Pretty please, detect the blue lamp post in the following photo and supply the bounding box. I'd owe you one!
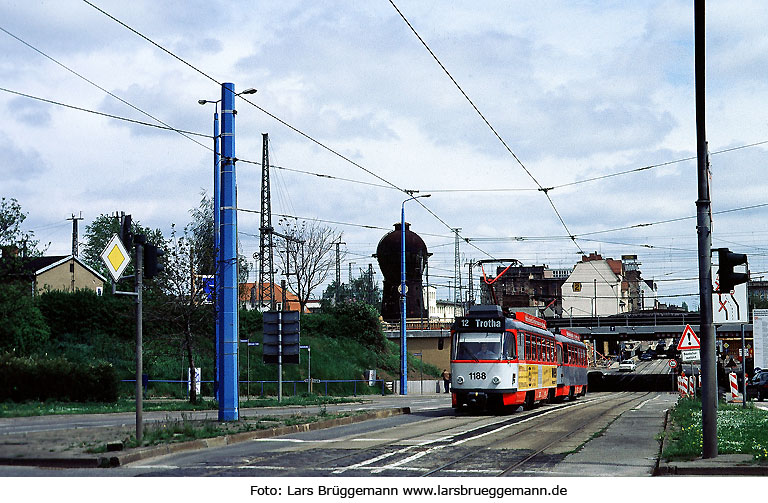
[400,193,429,395]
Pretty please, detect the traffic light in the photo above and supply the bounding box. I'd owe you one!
[120,214,132,250]
[143,242,165,279]
[716,248,748,293]
[262,311,301,365]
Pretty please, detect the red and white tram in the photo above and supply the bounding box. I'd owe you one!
[451,305,588,411]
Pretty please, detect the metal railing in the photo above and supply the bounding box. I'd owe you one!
[121,378,394,398]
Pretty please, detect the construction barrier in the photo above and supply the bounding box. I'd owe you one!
[679,373,688,397]
[729,372,739,401]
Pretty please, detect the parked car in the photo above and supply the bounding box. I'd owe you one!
[619,359,636,372]
[747,372,768,401]
[639,352,653,362]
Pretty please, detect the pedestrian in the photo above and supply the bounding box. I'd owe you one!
[441,369,451,393]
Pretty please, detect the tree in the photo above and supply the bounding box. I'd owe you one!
[148,224,213,403]
[321,271,381,312]
[81,214,164,287]
[0,197,45,278]
[275,218,339,313]
[189,192,248,283]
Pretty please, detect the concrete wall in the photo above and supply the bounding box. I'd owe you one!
[387,330,452,372]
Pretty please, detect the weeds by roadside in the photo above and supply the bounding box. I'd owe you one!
[0,394,361,418]
[85,409,361,452]
[662,397,768,461]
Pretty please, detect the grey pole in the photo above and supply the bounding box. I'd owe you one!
[694,0,717,458]
[741,324,747,408]
[135,241,143,445]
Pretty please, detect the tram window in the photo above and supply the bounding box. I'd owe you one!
[525,335,531,360]
[503,332,516,359]
[455,333,502,360]
[556,345,563,364]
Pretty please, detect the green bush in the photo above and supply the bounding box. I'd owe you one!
[0,283,50,355]
[0,353,118,402]
[303,301,387,351]
[36,289,134,344]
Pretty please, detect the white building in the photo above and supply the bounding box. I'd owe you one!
[562,253,628,318]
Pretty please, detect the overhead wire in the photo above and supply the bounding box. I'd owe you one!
[0,24,212,150]
[0,87,211,139]
[387,0,624,300]
[81,0,497,266]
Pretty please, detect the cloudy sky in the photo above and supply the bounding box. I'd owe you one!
[2,0,767,309]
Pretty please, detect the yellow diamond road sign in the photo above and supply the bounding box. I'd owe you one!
[100,234,131,281]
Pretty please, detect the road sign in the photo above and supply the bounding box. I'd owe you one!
[668,360,678,368]
[677,325,701,350]
[100,233,131,281]
[677,325,701,362]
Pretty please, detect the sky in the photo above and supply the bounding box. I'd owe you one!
[2,0,768,310]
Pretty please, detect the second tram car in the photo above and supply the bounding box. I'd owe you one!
[451,305,588,411]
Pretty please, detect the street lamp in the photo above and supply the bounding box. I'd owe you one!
[199,97,222,402]
[400,193,430,395]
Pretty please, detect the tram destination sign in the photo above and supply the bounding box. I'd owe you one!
[456,316,505,332]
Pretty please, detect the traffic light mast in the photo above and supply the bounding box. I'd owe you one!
[715,248,749,293]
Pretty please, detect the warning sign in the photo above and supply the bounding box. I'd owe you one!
[677,325,701,362]
[677,325,701,350]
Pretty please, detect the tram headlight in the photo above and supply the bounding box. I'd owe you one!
[491,376,501,385]
[456,376,465,385]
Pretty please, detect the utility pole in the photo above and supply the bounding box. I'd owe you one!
[67,212,83,257]
[368,263,374,305]
[218,82,238,421]
[134,236,144,444]
[454,229,462,317]
[334,240,345,303]
[259,133,276,311]
[466,258,475,306]
[694,0,717,458]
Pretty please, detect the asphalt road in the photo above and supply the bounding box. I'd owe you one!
[0,391,674,477]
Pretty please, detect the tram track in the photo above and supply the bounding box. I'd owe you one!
[421,392,653,477]
[190,391,657,477]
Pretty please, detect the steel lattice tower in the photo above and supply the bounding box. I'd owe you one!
[258,133,275,310]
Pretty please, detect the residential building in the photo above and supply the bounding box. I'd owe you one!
[23,255,106,295]
[239,282,309,313]
[562,253,627,318]
[479,264,570,316]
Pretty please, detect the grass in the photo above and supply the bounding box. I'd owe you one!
[0,394,361,418]
[662,396,768,461]
[87,407,359,451]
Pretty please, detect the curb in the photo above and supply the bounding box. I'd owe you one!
[0,407,410,469]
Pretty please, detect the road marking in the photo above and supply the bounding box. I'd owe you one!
[632,394,660,410]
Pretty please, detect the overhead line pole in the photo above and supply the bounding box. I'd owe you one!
[694,0,717,458]
[218,83,239,421]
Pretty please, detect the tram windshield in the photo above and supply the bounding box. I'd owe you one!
[455,332,514,361]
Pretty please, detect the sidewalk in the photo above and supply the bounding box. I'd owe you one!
[0,401,411,468]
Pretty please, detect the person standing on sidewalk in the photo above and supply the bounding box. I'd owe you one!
[441,369,451,393]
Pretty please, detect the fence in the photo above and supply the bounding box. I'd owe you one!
[121,378,394,398]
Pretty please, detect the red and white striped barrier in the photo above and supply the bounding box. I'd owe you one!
[688,375,695,397]
[679,374,688,397]
[729,372,739,401]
